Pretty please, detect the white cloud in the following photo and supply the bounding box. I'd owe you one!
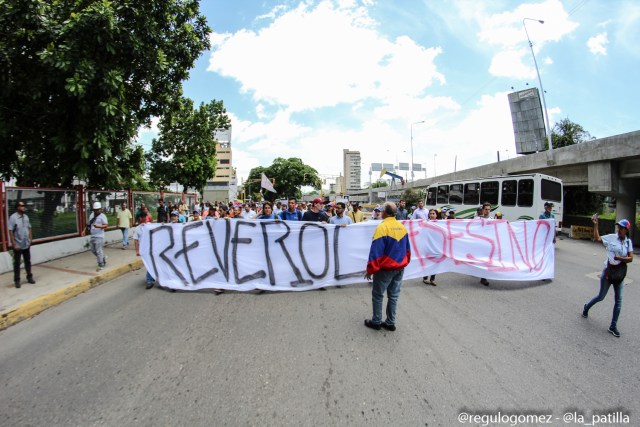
[207,1,445,112]
[474,0,579,79]
[587,32,608,56]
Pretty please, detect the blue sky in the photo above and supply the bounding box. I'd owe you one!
[138,0,640,188]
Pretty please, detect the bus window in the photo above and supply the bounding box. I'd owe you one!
[541,179,562,202]
[518,179,534,207]
[480,181,499,205]
[449,184,463,204]
[437,185,449,204]
[501,180,517,206]
[463,182,479,205]
[426,187,436,205]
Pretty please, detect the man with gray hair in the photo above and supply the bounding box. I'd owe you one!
[364,201,411,331]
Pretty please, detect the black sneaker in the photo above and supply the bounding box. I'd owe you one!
[27,278,36,284]
[381,323,396,332]
[608,326,620,338]
[582,304,588,318]
[480,278,490,286]
[15,282,21,289]
[364,319,381,330]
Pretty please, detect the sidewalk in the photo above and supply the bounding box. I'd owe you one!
[0,242,143,331]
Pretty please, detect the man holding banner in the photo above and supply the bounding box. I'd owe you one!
[364,202,411,332]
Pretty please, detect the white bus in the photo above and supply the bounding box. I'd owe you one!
[425,173,562,225]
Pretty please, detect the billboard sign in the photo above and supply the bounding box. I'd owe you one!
[508,88,546,154]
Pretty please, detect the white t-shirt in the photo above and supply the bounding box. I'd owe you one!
[601,234,633,267]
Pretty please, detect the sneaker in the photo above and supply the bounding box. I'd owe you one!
[429,280,437,286]
[608,326,620,338]
[582,304,588,318]
[318,287,327,291]
[480,278,490,286]
[364,319,381,330]
[122,246,127,250]
[27,278,36,284]
[381,323,396,332]
[145,282,154,289]
[97,265,104,271]
[14,282,21,289]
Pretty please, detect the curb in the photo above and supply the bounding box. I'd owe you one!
[0,259,143,331]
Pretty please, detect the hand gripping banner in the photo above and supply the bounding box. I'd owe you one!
[139,218,555,292]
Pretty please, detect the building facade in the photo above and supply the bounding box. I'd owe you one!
[342,149,361,193]
[202,127,237,203]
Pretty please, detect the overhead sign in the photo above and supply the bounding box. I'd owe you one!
[371,163,382,171]
[398,162,409,171]
[508,88,546,154]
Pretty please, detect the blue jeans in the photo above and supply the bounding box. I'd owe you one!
[121,227,129,247]
[146,271,154,284]
[371,269,404,326]
[585,268,624,327]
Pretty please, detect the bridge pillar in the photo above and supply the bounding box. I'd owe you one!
[588,161,638,244]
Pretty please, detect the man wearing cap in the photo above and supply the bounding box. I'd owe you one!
[447,209,456,219]
[582,217,634,337]
[9,200,35,288]
[364,201,411,332]
[539,202,557,244]
[302,198,329,223]
[88,202,109,271]
[540,202,555,220]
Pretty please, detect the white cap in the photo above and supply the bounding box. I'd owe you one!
[92,202,102,210]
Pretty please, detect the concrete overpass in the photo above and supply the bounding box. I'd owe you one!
[349,130,640,239]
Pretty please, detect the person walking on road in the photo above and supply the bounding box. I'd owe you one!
[8,200,35,288]
[117,202,133,249]
[134,216,156,289]
[582,217,634,337]
[87,202,109,271]
[364,201,411,332]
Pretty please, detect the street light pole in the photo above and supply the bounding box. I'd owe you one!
[523,18,553,153]
[411,120,425,186]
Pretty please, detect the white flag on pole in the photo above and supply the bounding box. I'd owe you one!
[261,173,276,193]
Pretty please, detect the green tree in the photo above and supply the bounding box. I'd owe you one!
[147,98,230,194]
[372,181,389,188]
[247,158,320,202]
[547,118,595,149]
[0,0,210,189]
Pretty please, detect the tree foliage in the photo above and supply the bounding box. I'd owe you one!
[0,0,210,188]
[247,158,321,202]
[147,98,230,194]
[548,118,595,149]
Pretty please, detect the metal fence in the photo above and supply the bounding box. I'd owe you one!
[1,181,197,252]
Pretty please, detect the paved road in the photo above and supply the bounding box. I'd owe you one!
[1,237,638,426]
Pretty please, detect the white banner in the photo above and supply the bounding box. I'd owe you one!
[139,219,555,291]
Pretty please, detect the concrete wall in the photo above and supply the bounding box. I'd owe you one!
[0,230,125,275]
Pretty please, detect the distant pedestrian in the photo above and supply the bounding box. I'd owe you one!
[412,200,429,220]
[134,216,155,289]
[117,202,133,249]
[476,202,492,286]
[88,202,109,271]
[329,202,352,226]
[302,198,328,222]
[364,201,411,332]
[582,217,634,338]
[423,209,438,286]
[157,199,169,223]
[347,204,365,223]
[8,200,35,288]
[280,197,303,221]
[256,202,277,219]
[396,199,409,220]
